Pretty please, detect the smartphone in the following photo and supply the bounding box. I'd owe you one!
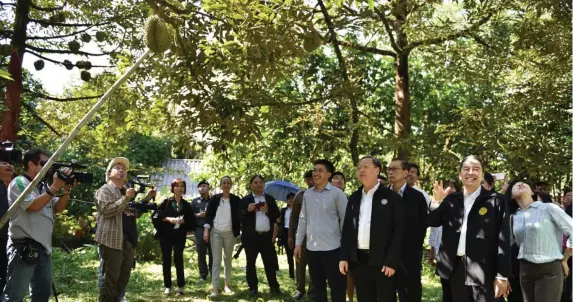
[492,172,506,181]
[255,202,266,210]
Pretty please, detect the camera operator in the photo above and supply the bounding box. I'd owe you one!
[96,178,156,302]
[94,157,136,302]
[0,158,14,292]
[3,148,74,301]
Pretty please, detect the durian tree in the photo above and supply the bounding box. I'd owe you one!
[0,0,150,141]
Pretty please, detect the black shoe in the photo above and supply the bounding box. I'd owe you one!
[270,287,282,296]
[249,289,258,298]
[294,292,304,300]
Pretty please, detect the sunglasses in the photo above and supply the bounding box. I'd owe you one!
[39,160,48,167]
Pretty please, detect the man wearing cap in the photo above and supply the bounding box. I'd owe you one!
[95,157,136,302]
[191,180,213,281]
[3,148,74,301]
[288,170,315,301]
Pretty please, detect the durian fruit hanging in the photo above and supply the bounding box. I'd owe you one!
[303,28,322,53]
[80,70,91,82]
[145,15,173,53]
[34,60,45,71]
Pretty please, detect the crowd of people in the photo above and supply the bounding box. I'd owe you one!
[0,148,571,302]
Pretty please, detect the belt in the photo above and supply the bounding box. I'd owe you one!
[457,255,467,262]
[256,231,269,235]
[358,249,370,254]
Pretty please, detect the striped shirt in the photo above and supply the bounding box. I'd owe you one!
[295,183,347,251]
[94,183,129,250]
[513,201,573,263]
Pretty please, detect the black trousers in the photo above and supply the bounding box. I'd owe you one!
[243,231,280,291]
[195,227,212,280]
[159,234,186,288]
[520,259,563,302]
[282,229,294,278]
[442,257,495,302]
[307,247,346,302]
[352,250,396,302]
[396,251,422,302]
[0,235,7,292]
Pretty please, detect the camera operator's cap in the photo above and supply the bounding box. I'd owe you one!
[198,180,209,187]
[105,157,129,181]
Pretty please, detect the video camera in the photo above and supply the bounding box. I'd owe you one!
[49,162,94,185]
[126,175,157,213]
[0,141,22,164]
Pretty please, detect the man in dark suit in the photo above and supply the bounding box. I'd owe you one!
[239,174,281,298]
[428,155,511,302]
[388,159,428,302]
[279,192,296,279]
[340,156,404,302]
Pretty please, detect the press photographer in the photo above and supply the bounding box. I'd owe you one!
[94,157,156,302]
[4,148,76,301]
[97,174,156,302]
[0,142,18,292]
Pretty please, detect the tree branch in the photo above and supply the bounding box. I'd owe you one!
[27,23,103,40]
[244,95,331,108]
[26,50,114,68]
[374,7,401,52]
[404,13,493,52]
[29,1,66,12]
[20,102,62,136]
[24,90,103,102]
[318,0,348,80]
[0,1,16,8]
[29,18,106,28]
[26,44,111,56]
[338,40,396,57]
[357,110,398,137]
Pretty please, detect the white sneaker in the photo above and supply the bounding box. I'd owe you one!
[177,287,184,295]
[210,290,218,297]
[164,287,171,295]
[120,298,128,302]
[224,286,233,294]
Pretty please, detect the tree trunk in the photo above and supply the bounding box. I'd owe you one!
[394,52,411,159]
[0,0,30,141]
[392,0,411,160]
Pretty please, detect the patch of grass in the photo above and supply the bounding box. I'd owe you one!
[51,244,442,301]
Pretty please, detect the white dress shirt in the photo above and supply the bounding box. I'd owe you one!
[389,182,407,197]
[358,182,381,249]
[412,185,431,207]
[457,186,482,256]
[253,193,271,232]
[214,197,233,232]
[284,207,291,228]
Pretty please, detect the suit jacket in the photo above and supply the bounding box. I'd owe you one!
[340,184,404,270]
[288,189,305,242]
[427,188,511,287]
[400,186,428,262]
[239,193,280,239]
[154,197,195,236]
[204,193,242,238]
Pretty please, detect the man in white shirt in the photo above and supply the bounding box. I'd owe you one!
[406,163,431,206]
[339,156,404,301]
[239,175,281,298]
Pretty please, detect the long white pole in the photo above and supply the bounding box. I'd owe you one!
[0,49,152,230]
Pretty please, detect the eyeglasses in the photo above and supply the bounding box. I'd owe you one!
[387,167,402,172]
[39,160,47,167]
